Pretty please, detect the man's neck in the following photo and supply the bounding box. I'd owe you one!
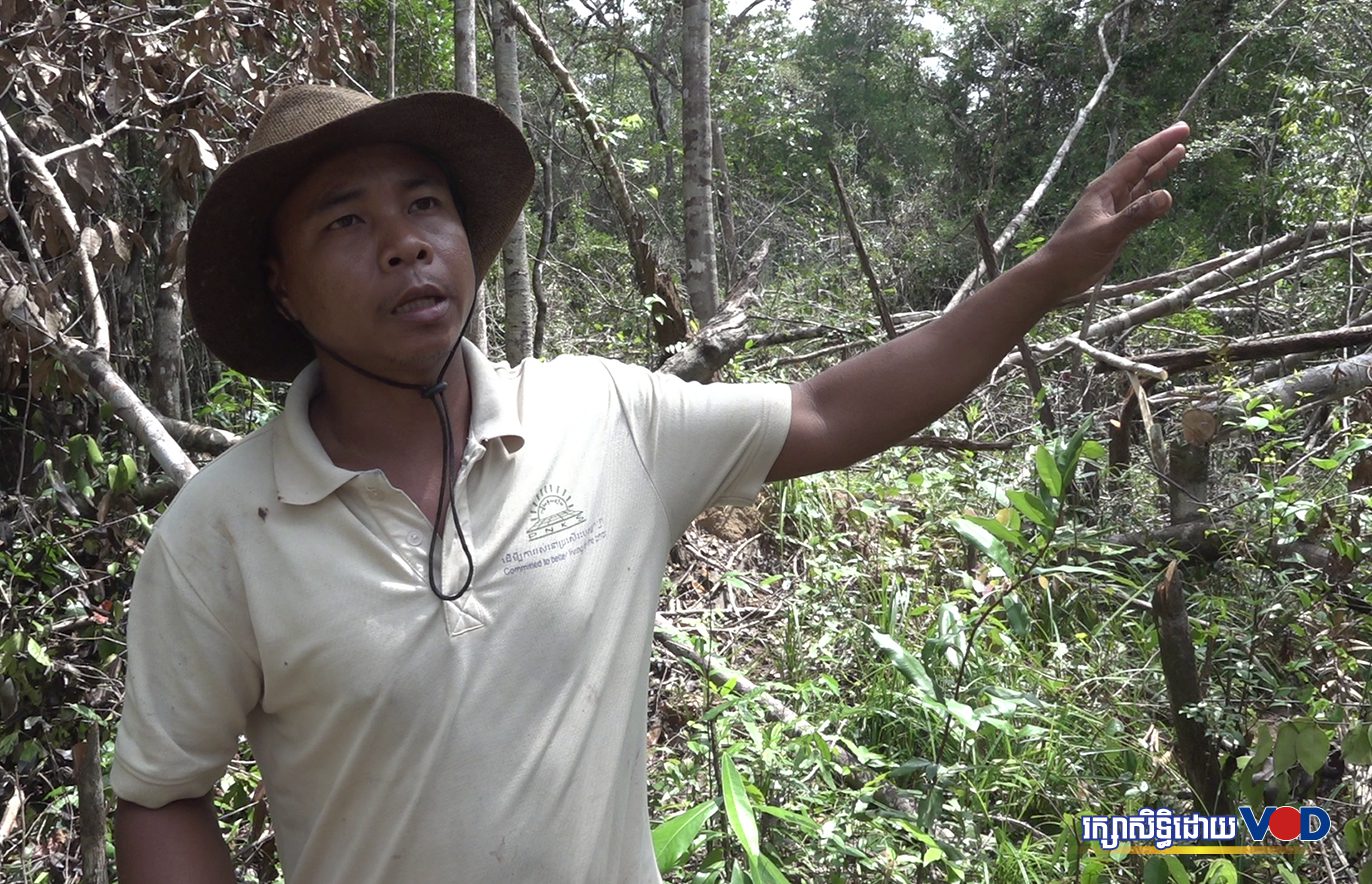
[308,351,474,474]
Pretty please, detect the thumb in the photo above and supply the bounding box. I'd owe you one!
[1116,189,1173,236]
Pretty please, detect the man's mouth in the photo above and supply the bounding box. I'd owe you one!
[393,295,444,315]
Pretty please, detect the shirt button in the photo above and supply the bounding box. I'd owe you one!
[407,531,423,546]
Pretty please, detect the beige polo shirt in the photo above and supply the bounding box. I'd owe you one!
[111,341,791,883]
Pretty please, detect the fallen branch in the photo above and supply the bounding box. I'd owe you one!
[157,415,242,454]
[1185,351,1372,444]
[3,284,197,486]
[1065,335,1168,379]
[1058,249,1248,308]
[746,325,837,349]
[659,242,770,382]
[1078,216,1372,343]
[1137,326,1372,374]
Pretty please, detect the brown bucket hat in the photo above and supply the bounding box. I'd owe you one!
[186,84,535,382]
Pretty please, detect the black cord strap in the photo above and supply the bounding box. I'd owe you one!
[292,311,476,601]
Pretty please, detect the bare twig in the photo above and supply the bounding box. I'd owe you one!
[827,158,897,340]
[946,1,1130,309]
[37,119,130,166]
[1178,0,1297,122]
[1064,335,1169,380]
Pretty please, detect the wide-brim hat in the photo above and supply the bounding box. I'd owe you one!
[186,85,535,381]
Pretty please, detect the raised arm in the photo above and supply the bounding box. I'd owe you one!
[768,122,1190,482]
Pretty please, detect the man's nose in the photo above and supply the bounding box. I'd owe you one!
[379,220,431,268]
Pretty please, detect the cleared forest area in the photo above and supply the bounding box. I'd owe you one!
[2,0,1371,880]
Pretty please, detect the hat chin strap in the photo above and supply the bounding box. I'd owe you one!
[288,305,477,602]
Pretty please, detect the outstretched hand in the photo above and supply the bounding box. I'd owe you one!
[1037,121,1191,297]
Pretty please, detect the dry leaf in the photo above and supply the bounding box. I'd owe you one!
[186,128,219,172]
[79,227,102,258]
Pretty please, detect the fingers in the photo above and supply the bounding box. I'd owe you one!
[1128,143,1187,203]
[1114,188,1174,237]
[1104,121,1191,201]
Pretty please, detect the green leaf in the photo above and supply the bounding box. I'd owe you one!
[1202,859,1238,884]
[1361,860,1372,884]
[1034,446,1063,498]
[951,517,1015,577]
[1296,724,1330,776]
[1163,855,1189,883]
[960,514,1027,550]
[1003,593,1030,636]
[25,637,51,669]
[869,627,938,698]
[758,805,819,835]
[720,755,760,860]
[1342,724,1372,765]
[1143,857,1170,884]
[652,800,717,873]
[749,853,791,884]
[1344,818,1364,854]
[1057,421,1091,487]
[1251,723,1276,765]
[1274,721,1299,772]
[936,602,968,666]
[1005,490,1053,528]
[115,454,138,493]
[84,435,104,467]
[944,698,979,733]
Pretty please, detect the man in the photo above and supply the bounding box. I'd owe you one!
[111,85,1188,882]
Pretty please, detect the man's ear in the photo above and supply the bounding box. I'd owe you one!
[265,257,298,323]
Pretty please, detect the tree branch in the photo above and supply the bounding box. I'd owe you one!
[0,109,113,353]
[1177,0,1297,122]
[508,0,689,348]
[826,158,897,340]
[3,284,197,486]
[945,2,1128,309]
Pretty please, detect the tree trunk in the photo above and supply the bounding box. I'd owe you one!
[681,0,718,321]
[531,125,554,358]
[152,177,187,420]
[492,0,534,364]
[711,119,737,289]
[388,0,397,99]
[454,0,487,353]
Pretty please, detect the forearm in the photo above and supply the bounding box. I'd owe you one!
[770,254,1061,480]
[115,794,237,884]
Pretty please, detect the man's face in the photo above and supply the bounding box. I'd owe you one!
[268,142,475,381]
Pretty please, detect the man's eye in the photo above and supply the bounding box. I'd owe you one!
[412,196,440,211]
[327,214,360,230]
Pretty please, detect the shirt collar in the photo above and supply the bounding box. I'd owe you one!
[274,339,525,506]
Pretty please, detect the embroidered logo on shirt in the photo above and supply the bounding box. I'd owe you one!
[526,484,586,540]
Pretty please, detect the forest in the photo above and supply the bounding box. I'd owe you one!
[1,0,1370,880]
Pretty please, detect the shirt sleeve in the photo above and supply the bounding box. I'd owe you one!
[111,530,262,809]
[597,359,792,538]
